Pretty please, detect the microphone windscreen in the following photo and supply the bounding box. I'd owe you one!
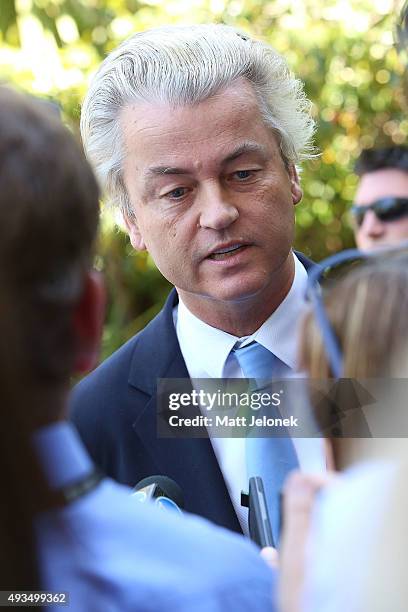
[134,475,184,509]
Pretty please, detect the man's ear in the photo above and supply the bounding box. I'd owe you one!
[123,212,147,251]
[73,270,105,374]
[288,164,303,206]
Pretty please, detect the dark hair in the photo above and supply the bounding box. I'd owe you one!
[0,87,99,592]
[355,146,408,176]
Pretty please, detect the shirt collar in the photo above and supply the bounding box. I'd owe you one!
[176,252,308,377]
[177,298,238,378]
[32,421,93,490]
[251,253,308,369]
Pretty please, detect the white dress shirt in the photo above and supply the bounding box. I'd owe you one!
[175,252,325,532]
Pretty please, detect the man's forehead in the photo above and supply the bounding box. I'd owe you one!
[120,80,262,145]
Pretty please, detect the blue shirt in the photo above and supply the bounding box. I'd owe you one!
[33,422,276,611]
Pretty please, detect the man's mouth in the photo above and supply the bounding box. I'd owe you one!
[207,244,249,260]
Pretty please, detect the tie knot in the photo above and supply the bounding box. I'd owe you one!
[233,342,278,383]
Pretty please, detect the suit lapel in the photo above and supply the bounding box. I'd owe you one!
[128,289,241,532]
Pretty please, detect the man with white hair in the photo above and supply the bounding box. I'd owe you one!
[71,24,324,537]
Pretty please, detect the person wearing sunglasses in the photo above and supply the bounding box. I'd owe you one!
[351,146,408,250]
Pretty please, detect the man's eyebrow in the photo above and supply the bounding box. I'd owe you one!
[222,142,268,164]
[144,166,188,178]
[143,142,268,180]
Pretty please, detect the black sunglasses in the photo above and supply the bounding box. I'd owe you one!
[351,197,408,227]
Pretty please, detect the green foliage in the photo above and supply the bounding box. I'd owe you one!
[1,0,406,356]
[96,225,172,358]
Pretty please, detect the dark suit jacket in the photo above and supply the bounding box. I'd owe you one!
[70,251,316,534]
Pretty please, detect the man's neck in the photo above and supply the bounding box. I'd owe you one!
[177,255,295,337]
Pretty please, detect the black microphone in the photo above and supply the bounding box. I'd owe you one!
[241,476,274,548]
[132,475,184,515]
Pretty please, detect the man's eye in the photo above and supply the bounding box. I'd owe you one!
[233,170,254,181]
[164,187,188,199]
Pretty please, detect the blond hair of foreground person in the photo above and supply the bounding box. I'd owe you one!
[279,252,408,612]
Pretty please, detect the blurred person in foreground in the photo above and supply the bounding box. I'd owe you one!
[351,146,408,250]
[0,86,276,610]
[277,249,408,612]
[70,23,324,538]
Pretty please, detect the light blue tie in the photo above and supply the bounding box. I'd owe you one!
[234,342,299,547]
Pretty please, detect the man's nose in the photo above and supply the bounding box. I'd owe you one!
[359,209,385,238]
[198,183,239,230]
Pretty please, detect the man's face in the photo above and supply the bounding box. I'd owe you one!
[121,80,302,313]
[353,168,408,250]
